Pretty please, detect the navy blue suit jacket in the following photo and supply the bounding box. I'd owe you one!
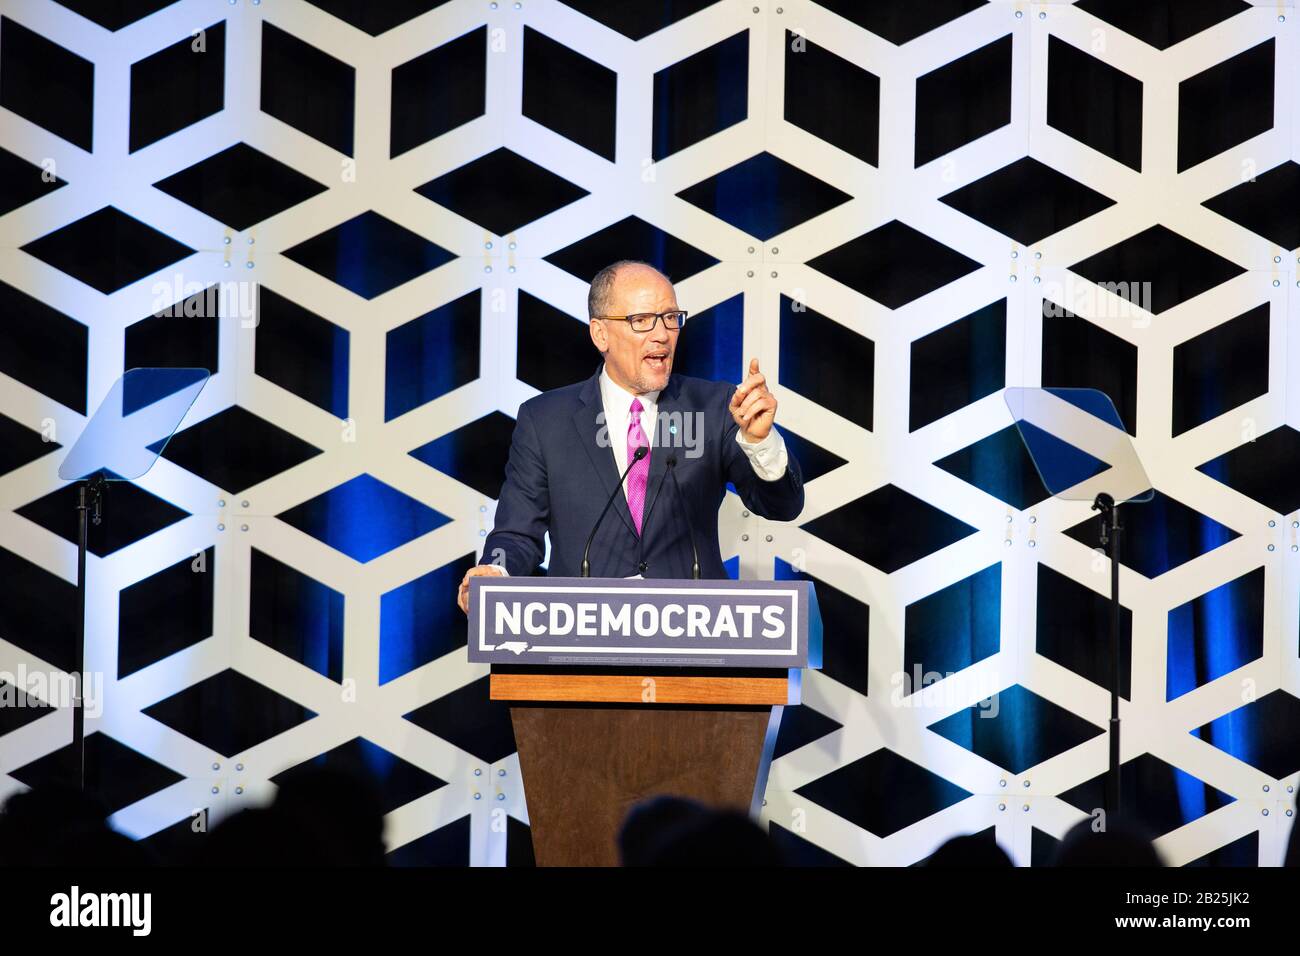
[483,365,805,578]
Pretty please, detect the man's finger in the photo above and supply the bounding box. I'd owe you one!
[750,397,775,422]
[742,396,775,426]
[732,372,766,405]
[736,388,768,421]
[749,357,760,377]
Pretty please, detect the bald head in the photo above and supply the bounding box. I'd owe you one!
[588,260,672,318]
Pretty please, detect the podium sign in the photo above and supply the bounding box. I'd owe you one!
[472,576,822,864]
[467,577,820,669]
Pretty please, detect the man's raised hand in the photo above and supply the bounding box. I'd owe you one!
[730,357,777,442]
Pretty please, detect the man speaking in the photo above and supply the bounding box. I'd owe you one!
[457,260,804,612]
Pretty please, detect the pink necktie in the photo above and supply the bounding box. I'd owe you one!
[626,397,650,535]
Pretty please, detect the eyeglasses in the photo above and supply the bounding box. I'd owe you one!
[592,310,689,332]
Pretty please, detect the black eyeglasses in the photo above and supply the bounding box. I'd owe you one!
[592,310,689,332]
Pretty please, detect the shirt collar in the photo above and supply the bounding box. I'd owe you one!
[599,363,661,414]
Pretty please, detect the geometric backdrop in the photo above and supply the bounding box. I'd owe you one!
[1,0,1298,866]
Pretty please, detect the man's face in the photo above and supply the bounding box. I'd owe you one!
[590,266,680,395]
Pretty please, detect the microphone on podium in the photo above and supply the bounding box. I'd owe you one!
[580,445,648,577]
[665,457,701,579]
[635,455,675,576]
[635,457,703,579]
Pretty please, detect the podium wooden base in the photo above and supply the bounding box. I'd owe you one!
[509,703,779,866]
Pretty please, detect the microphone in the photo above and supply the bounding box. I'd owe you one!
[581,444,647,577]
[636,456,674,576]
[666,456,700,579]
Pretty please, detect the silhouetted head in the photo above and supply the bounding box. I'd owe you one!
[0,785,153,866]
[194,807,324,866]
[273,765,386,866]
[619,795,783,867]
[924,832,1014,867]
[1054,818,1163,867]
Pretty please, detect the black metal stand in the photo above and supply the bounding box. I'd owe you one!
[1091,492,1122,822]
[73,472,106,791]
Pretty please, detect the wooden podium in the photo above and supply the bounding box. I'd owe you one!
[470,576,819,867]
[492,665,792,866]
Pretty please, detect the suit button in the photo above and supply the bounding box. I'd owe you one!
[638,562,648,574]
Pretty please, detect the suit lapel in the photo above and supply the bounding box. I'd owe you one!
[572,366,638,537]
